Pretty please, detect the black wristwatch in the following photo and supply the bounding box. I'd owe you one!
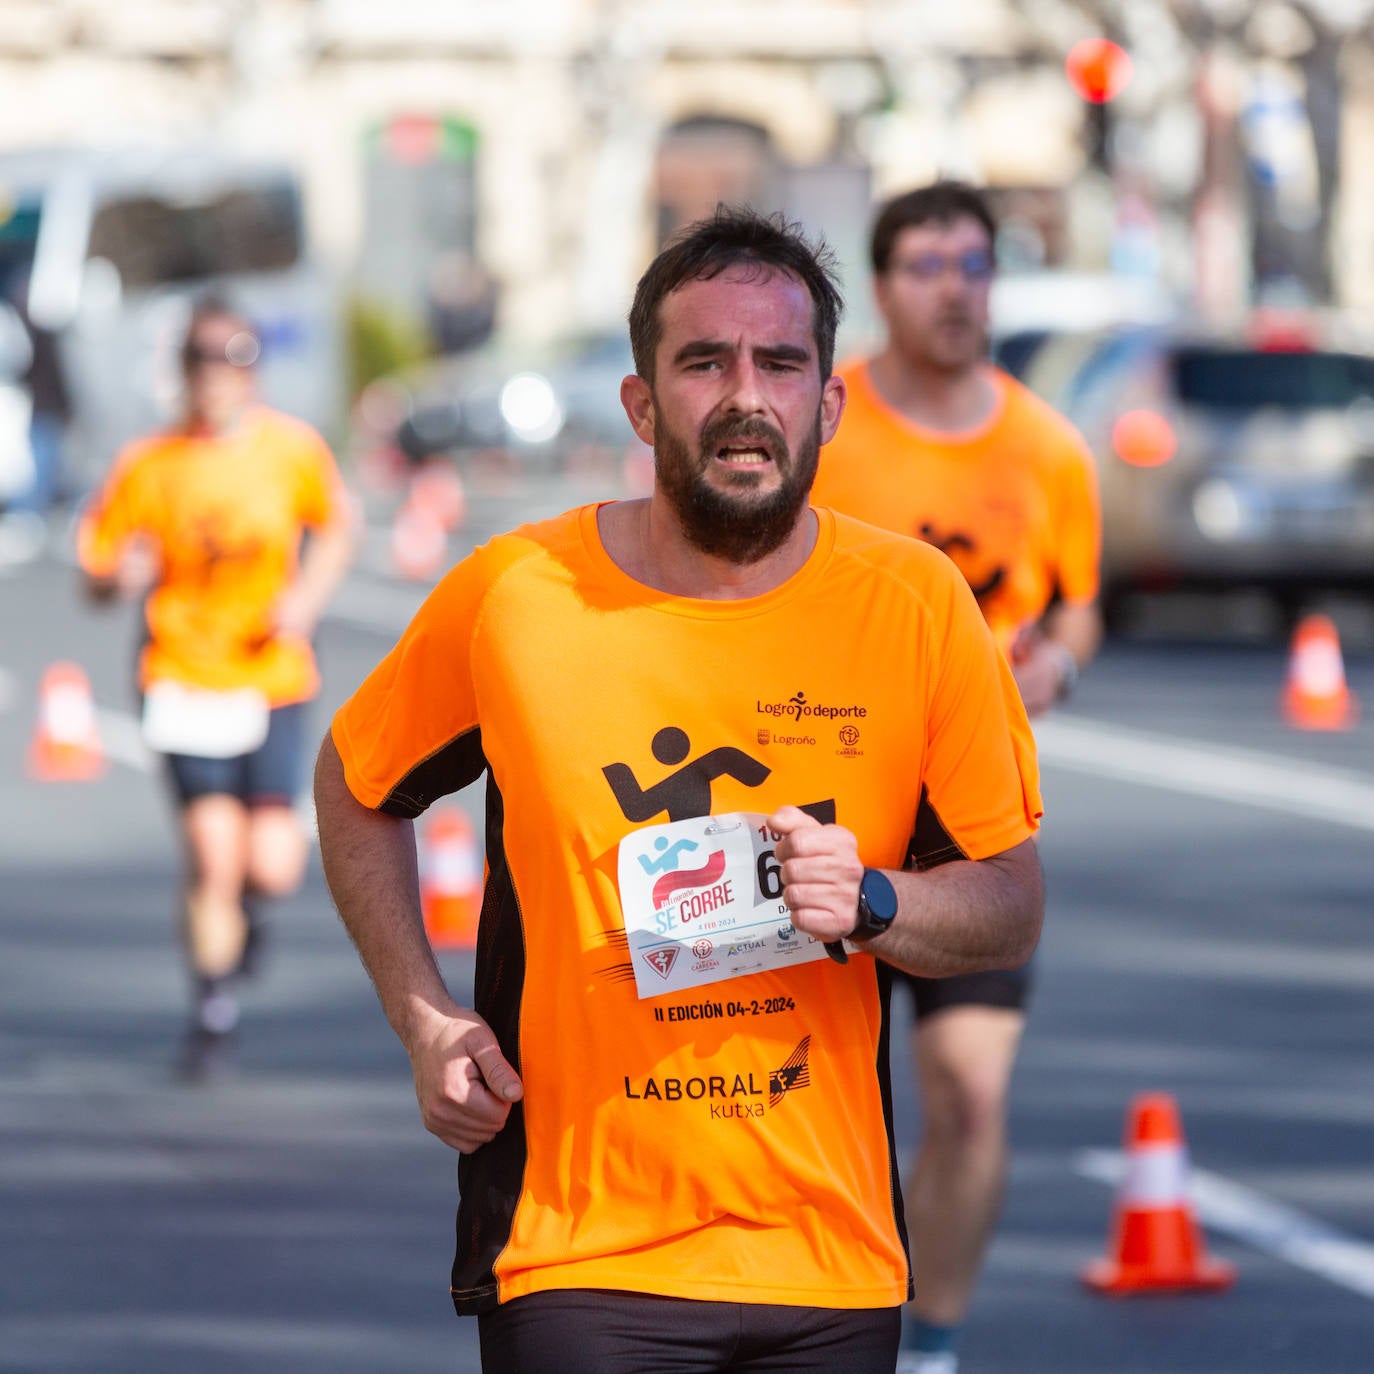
[823,868,899,964]
[851,868,898,941]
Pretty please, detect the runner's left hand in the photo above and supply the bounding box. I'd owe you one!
[767,805,865,942]
[270,584,318,641]
[1010,636,1064,717]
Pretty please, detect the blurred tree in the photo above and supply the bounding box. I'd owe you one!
[344,296,432,402]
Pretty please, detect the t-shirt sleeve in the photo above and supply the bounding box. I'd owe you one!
[912,564,1043,864]
[331,552,492,817]
[293,426,347,528]
[76,446,150,578]
[1051,432,1101,606]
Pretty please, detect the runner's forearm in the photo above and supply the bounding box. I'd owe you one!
[313,732,459,1052]
[1044,599,1101,669]
[858,837,1043,977]
[293,517,355,627]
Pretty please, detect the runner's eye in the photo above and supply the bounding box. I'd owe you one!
[958,250,994,281]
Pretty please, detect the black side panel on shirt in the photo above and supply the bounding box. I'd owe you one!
[380,726,486,818]
[874,959,914,1300]
[451,772,527,1315]
[906,784,969,871]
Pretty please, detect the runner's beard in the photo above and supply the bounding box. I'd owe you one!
[654,409,822,565]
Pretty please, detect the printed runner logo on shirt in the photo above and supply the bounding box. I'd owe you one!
[917,521,1007,604]
[602,726,769,823]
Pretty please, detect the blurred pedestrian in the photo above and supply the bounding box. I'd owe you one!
[313,207,1044,1372]
[813,180,1102,1374]
[77,295,354,1080]
[10,269,72,516]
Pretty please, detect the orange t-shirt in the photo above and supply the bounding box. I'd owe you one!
[332,504,1041,1315]
[813,360,1100,654]
[78,407,345,706]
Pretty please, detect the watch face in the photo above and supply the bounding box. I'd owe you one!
[861,869,898,923]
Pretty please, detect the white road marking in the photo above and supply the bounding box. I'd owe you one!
[1078,1148,1374,1300]
[1036,716,1374,833]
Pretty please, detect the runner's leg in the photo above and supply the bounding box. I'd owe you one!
[177,791,252,1076]
[905,1006,1024,1348]
[245,806,307,897]
[181,793,252,979]
[239,703,309,975]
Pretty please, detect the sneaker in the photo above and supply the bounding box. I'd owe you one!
[895,1353,958,1374]
[176,1026,237,1083]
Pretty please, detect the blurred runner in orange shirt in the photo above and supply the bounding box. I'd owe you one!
[813,181,1102,1374]
[79,297,354,1080]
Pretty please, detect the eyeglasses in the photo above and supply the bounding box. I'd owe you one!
[182,330,261,370]
[889,250,995,284]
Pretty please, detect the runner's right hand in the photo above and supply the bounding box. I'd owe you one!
[115,537,160,598]
[407,1008,524,1154]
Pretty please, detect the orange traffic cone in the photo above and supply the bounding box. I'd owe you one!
[389,498,448,582]
[409,462,467,532]
[420,809,481,949]
[1282,614,1359,731]
[27,661,106,781]
[1082,1093,1236,1296]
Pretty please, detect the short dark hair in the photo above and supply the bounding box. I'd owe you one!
[181,292,257,370]
[870,180,997,275]
[184,291,249,341]
[629,206,844,383]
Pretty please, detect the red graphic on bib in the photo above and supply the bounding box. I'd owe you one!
[642,947,680,980]
[652,849,727,909]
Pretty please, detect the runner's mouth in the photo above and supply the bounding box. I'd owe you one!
[714,444,773,465]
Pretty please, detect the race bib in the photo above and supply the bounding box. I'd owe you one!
[141,681,271,758]
[616,811,830,999]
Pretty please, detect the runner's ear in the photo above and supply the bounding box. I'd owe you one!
[620,374,655,447]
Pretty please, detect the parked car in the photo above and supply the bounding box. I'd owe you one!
[395,331,636,471]
[1010,320,1374,619]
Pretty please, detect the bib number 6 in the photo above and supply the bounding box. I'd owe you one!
[757,849,783,902]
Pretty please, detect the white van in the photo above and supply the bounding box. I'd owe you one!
[0,145,343,490]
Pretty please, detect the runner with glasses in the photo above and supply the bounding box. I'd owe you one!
[78,295,354,1080]
[813,180,1102,1374]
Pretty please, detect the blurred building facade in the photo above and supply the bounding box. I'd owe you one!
[3,0,1374,347]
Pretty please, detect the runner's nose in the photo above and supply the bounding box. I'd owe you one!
[720,359,768,419]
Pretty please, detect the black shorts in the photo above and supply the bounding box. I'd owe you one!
[478,1290,900,1374]
[162,701,308,809]
[893,959,1033,1023]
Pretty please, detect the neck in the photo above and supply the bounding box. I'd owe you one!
[869,347,997,434]
[598,496,817,600]
[186,405,249,439]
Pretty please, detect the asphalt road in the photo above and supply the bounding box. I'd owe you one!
[1,479,1372,1373]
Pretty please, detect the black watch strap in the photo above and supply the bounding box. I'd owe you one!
[824,868,898,964]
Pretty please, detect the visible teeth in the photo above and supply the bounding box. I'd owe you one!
[718,447,769,462]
